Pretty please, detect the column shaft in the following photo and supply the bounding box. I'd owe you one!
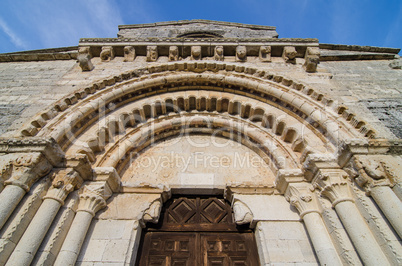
[54,211,93,265]
[0,185,26,230]
[370,186,402,238]
[335,201,389,266]
[5,198,61,266]
[303,212,342,266]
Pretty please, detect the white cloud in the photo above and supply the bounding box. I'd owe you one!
[0,17,27,49]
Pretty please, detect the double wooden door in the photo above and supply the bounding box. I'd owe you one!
[137,196,260,265]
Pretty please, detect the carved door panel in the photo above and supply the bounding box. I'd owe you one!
[201,233,258,266]
[137,197,259,266]
[139,232,198,266]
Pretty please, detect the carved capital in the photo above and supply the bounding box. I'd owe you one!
[214,46,224,61]
[100,46,115,62]
[191,46,202,60]
[169,46,179,61]
[236,46,247,62]
[313,169,354,207]
[146,46,158,62]
[352,155,394,194]
[259,46,271,62]
[233,200,253,225]
[142,199,162,224]
[3,153,52,192]
[124,46,136,62]
[44,168,83,204]
[285,183,320,218]
[77,181,112,216]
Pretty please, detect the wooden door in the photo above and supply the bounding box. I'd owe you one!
[137,196,260,266]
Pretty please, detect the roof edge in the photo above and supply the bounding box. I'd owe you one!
[320,43,400,54]
[118,20,276,31]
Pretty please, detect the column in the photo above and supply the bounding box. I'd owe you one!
[285,183,342,266]
[54,181,112,265]
[0,153,52,230]
[313,169,389,266]
[370,186,402,238]
[6,168,82,266]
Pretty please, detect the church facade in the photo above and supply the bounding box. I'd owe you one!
[0,20,401,265]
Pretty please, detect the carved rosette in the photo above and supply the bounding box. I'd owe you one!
[233,200,253,225]
[3,153,52,192]
[77,181,112,216]
[43,168,83,204]
[313,169,354,207]
[285,183,320,219]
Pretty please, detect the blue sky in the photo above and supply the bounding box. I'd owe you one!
[0,0,401,54]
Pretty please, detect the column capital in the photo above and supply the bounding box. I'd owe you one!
[43,168,83,204]
[3,152,52,192]
[312,169,354,207]
[285,183,321,218]
[77,181,113,216]
[345,155,398,195]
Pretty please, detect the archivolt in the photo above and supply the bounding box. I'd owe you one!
[18,61,375,173]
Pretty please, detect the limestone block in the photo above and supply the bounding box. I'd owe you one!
[123,46,135,62]
[234,194,300,222]
[256,221,318,264]
[101,239,130,262]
